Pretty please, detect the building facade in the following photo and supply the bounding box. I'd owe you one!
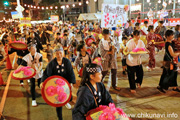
[59,0,88,21]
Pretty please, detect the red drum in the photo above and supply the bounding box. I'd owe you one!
[9,41,28,50]
[87,48,92,55]
[12,66,36,80]
[85,38,95,47]
[86,103,130,120]
[41,75,72,107]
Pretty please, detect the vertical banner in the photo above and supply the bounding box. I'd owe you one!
[101,4,127,28]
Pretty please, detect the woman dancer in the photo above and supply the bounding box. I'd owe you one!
[72,63,113,120]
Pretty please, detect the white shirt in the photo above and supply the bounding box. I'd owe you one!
[126,39,145,66]
[154,22,159,30]
[142,26,148,35]
[101,38,110,51]
[23,52,43,79]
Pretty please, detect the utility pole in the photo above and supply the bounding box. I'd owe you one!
[173,0,176,18]
[129,0,131,19]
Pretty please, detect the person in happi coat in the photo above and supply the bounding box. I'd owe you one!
[8,37,29,85]
[157,30,180,93]
[27,32,43,53]
[21,43,43,106]
[40,44,76,120]
[72,63,113,120]
[123,30,146,93]
[99,29,120,91]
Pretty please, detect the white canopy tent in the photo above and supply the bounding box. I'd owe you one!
[78,13,102,21]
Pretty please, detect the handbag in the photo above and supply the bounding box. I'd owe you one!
[163,52,177,71]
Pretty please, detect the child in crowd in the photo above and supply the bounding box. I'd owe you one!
[99,29,120,91]
[120,37,128,75]
[74,43,91,77]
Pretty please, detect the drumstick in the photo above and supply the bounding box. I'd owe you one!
[12,53,17,69]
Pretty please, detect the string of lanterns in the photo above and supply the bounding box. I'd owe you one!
[136,0,180,3]
[24,3,81,10]
[23,0,98,10]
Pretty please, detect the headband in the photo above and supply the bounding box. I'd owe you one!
[28,43,36,50]
[86,67,102,73]
[54,47,64,52]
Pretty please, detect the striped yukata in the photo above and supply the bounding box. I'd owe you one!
[99,37,118,71]
[99,37,119,88]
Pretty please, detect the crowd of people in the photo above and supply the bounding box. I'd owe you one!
[0,20,180,120]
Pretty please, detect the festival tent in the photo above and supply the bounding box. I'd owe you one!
[78,13,101,21]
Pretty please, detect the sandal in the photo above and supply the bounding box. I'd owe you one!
[112,86,121,91]
[172,88,180,92]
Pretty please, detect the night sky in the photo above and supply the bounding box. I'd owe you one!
[7,0,34,4]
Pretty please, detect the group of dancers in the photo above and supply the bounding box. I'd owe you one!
[0,19,180,120]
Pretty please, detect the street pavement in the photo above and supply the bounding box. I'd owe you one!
[0,40,180,120]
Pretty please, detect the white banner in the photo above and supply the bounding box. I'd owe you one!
[101,4,127,28]
[130,3,141,12]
